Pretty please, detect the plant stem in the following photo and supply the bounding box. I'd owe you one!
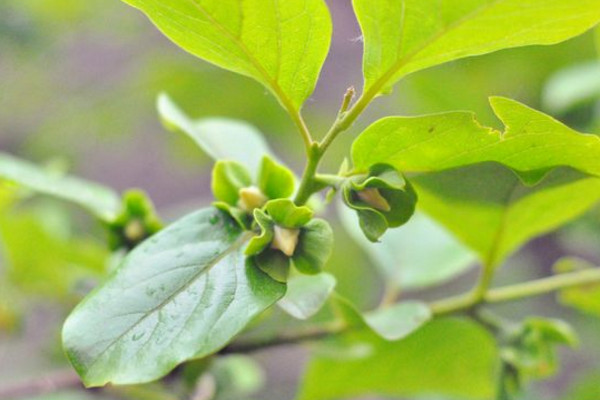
[290,110,314,153]
[0,370,81,399]
[294,88,373,205]
[5,269,599,399]
[431,268,600,315]
[294,143,322,205]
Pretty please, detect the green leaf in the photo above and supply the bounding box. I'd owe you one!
[542,61,600,114]
[0,152,120,221]
[362,301,432,341]
[343,164,418,241]
[353,0,600,96]
[502,317,577,382]
[131,0,333,111]
[62,208,286,387]
[353,97,600,185]
[211,355,265,399]
[0,204,108,300]
[211,160,252,205]
[265,199,313,228]
[338,207,477,289]
[413,163,600,267]
[258,156,295,200]
[298,318,499,400]
[158,94,274,176]
[292,218,334,275]
[278,273,336,320]
[554,258,600,317]
[331,294,430,341]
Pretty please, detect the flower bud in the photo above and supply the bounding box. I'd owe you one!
[356,188,391,212]
[124,219,146,243]
[271,225,300,256]
[237,186,268,212]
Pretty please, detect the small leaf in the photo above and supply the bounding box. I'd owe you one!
[211,160,252,205]
[0,152,120,221]
[338,207,477,289]
[62,208,285,386]
[542,61,600,114]
[502,317,577,382]
[353,0,600,96]
[278,273,336,320]
[158,94,274,177]
[293,219,334,275]
[258,156,295,200]
[211,355,265,399]
[362,301,432,341]
[554,258,600,317]
[352,97,600,185]
[135,0,333,111]
[414,163,600,267]
[265,199,313,229]
[343,164,417,241]
[298,318,499,400]
[331,294,430,341]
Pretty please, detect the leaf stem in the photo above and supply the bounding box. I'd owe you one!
[290,110,315,153]
[293,88,373,205]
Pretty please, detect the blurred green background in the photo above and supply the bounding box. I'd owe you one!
[1,1,600,399]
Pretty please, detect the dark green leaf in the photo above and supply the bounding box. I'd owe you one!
[62,208,286,386]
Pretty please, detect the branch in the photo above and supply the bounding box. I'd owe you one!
[4,269,599,399]
[431,268,600,315]
[0,370,82,400]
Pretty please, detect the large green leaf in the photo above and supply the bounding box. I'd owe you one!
[62,208,286,387]
[413,163,600,267]
[338,206,476,289]
[298,318,499,400]
[158,94,274,176]
[353,0,600,96]
[353,97,600,185]
[0,152,120,221]
[125,0,332,111]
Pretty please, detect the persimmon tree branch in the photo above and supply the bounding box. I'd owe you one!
[4,268,599,399]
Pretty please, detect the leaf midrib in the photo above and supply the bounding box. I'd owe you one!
[185,0,299,112]
[83,231,252,376]
[364,0,504,97]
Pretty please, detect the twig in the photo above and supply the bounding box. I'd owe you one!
[0,370,82,399]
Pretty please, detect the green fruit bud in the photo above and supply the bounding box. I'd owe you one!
[237,186,268,212]
[124,219,146,243]
[271,225,300,256]
[356,188,391,212]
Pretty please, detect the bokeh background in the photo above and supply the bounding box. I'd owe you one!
[1,1,600,399]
